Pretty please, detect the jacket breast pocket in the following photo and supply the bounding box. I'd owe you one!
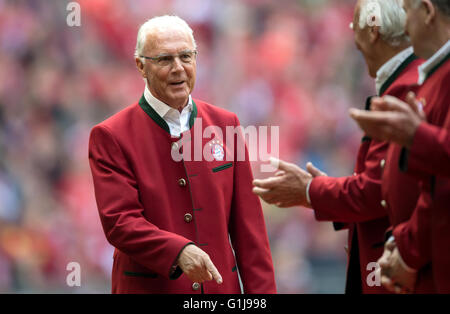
[212,162,233,173]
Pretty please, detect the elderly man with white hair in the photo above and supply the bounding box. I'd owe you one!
[88,15,276,294]
[253,0,423,293]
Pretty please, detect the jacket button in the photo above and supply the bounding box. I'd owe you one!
[192,282,200,291]
[381,200,387,208]
[380,159,386,169]
[178,178,187,187]
[184,213,193,223]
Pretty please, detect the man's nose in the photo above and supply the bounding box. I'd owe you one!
[171,57,184,72]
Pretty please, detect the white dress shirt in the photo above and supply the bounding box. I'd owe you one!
[418,39,450,85]
[144,84,193,137]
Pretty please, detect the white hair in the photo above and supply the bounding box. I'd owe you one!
[410,0,450,16]
[359,0,409,47]
[134,15,197,61]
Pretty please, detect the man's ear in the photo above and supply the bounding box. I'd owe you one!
[422,0,436,25]
[369,25,380,44]
[135,57,146,78]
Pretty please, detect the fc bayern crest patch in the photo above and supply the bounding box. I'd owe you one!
[210,140,225,161]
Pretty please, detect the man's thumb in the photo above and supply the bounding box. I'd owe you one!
[405,92,422,114]
[306,162,326,177]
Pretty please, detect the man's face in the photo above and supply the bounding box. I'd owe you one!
[403,0,428,58]
[353,0,377,77]
[138,29,196,109]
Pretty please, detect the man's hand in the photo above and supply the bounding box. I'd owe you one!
[377,240,417,294]
[349,92,426,148]
[252,158,312,208]
[178,244,223,284]
[376,238,397,293]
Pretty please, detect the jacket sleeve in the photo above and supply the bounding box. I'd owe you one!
[227,115,277,294]
[309,140,388,223]
[399,122,450,178]
[392,191,432,269]
[88,125,193,279]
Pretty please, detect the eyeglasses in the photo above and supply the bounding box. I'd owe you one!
[140,50,198,67]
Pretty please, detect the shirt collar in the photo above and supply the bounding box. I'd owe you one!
[418,40,450,85]
[375,46,415,95]
[144,83,193,118]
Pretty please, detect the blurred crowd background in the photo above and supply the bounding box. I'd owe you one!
[0,0,376,293]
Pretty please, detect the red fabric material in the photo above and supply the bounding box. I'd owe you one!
[394,57,450,293]
[408,122,450,178]
[89,99,276,294]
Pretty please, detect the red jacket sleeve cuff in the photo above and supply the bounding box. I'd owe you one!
[401,122,445,177]
[309,176,334,221]
[393,221,429,270]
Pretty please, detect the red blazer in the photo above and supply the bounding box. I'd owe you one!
[309,55,422,294]
[394,54,450,293]
[89,95,276,294]
[381,106,435,293]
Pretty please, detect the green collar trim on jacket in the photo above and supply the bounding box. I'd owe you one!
[138,94,198,135]
[379,54,418,96]
[189,99,198,129]
[424,52,450,83]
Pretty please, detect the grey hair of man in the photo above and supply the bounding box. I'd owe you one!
[410,0,450,16]
[134,15,197,64]
[358,0,410,47]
